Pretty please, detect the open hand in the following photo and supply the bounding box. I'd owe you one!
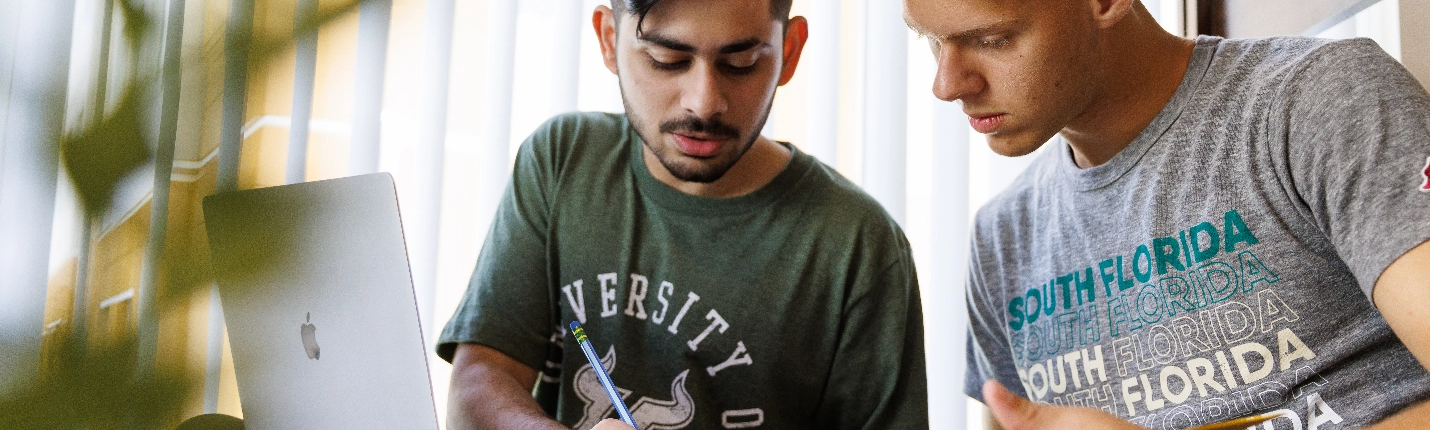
[983,380,1148,430]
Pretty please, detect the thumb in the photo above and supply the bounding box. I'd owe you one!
[983,379,1039,429]
[590,418,637,430]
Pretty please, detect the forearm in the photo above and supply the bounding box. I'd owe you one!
[1369,240,1430,429]
[447,344,568,430]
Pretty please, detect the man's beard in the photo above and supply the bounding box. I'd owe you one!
[620,85,774,183]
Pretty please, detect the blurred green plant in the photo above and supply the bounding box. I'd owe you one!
[63,0,153,216]
[1,338,188,429]
[1,0,366,428]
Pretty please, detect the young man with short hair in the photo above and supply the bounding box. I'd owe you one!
[905,0,1430,428]
[438,1,928,429]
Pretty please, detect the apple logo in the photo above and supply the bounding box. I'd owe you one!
[301,312,320,360]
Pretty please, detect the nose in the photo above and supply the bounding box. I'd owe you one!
[680,64,728,119]
[932,45,985,102]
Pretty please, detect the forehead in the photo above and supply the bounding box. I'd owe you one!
[904,0,1035,37]
[620,0,779,47]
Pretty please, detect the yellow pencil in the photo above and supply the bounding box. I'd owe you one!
[1185,411,1288,430]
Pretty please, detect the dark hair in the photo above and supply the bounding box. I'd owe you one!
[612,0,794,35]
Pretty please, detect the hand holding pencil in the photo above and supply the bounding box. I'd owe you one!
[571,321,641,430]
[1184,411,1286,430]
[982,381,1147,430]
[981,380,1284,430]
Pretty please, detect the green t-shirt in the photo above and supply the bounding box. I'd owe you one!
[437,112,926,429]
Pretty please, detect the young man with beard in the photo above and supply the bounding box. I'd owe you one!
[904,0,1430,429]
[437,1,927,429]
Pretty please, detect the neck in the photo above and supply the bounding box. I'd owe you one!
[1061,7,1196,168]
[644,135,792,198]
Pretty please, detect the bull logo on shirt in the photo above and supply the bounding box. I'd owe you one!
[1421,156,1430,192]
[573,346,695,430]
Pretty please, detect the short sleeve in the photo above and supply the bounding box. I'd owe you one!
[815,228,929,429]
[963,226,1026,403]
[435,118,562,368]
[1276,38,1430,298]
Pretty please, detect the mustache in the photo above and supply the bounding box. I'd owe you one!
[658,116,740,139]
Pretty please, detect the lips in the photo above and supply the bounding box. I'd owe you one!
[968,114,1006,134]
[673,133,724,157]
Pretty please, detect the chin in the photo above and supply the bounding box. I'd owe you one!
[985,129,1055,158]
[668,163,728,183]
[985,138,1042,157]
[652,131,760,184]
[653,147,739,183]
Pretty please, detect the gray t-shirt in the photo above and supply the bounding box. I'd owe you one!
[965,36,1430,430]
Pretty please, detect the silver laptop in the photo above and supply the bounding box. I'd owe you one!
[203,173,439,429]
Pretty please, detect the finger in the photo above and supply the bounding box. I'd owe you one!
[983,379,1038,429]
[591,418,637,430]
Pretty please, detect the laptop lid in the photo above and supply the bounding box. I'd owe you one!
[203,173,439,429]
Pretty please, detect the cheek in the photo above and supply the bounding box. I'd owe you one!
[1043,49,1098,110]
[732,80,777,116]
[985,58,1040,109]
[621,71,679,114]
[1035,31,1097,92]
[1005,51,1082,113]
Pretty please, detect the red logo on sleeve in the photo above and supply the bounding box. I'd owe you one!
[1423,156,1430,192]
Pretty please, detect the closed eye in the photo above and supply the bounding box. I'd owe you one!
[720,62,758,75]
[719,50,762,74]
[973,34,1011,49]
[650,57,690,71]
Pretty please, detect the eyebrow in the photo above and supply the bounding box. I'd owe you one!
[637,33,770,54]
[906,17,1019,41]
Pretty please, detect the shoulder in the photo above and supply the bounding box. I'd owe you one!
[791,154,914,260]
[1225,37,1430,139]
[1207,36,1411,96]
[1209,36,1349,72]
[803,156,898,224]
[514,112,635,183]
[541,111,629,135]
[1284,37,1423,101]
[524,111,630,157]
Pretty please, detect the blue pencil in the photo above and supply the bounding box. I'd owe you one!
[569,321,640,430]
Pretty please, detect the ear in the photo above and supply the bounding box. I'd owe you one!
[1089,0,1136,29]
[777,16,809,87]
[593,5,620,75]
